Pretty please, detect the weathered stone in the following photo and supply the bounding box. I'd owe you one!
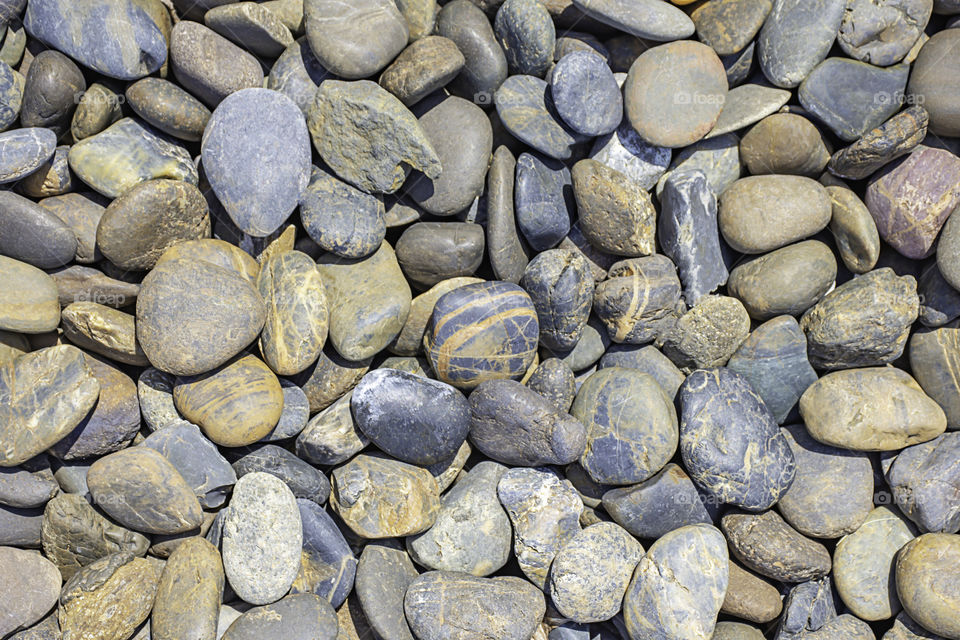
[593,255,683,344]
[739,113,829,176]
[268,38,333,114]
[292,499,356,608]
[257,250,329,375]
[495,74,586,161]
[896,533,960,639]
[590,118,671,191]
[718,175,832,254]
[572,159,656,258]
[222,472,303,606]
[330,454,440,538]
[657,295,750,371]
[221,593,338,640]
[515,151,574,251]
[486,146,529,283]
[757,0,846,88]
[152,537,224,640]
[0,191,77,269]
[692,0,772,55]
[0,464,57,509]
[497,467,582,588]
[838,0,931,66]
[0,546,61,638]
[0,127,54,184]
[355,540,418,640]
[527,357,576,412]
[396,222,485,288]
[170,20,264,108]
[521,249,594,350]
[679,367,796,510]
[301,165,386,260]
[829,106,928,181]
[126,77,211,142]
[37,193,105,265]
[304,0,408,79]
[887,433,960,533]
[71,83,123,141]
[295,346,371,413]
[910,325,960,429]
[0,257,60,333]
[656,132,739,197]
[380,36,464,106]
[713,621,767,640]
[722,560,783,624]
[622,524,728,640]
[142,421,237,508]
[550,50,621,137]
[722,510,832,582]
[87,447,203,534]
[572,0,694,41]
[776,577,837,640]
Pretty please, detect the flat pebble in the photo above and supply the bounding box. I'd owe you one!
[355,540,418,640]
[396,222,485,288]
[550,51,620,136]
[757,0,846,88]
[572,0,694,41]
[300,166,386,260]
[232,444,329,505]
[126,77,211,141]
[170,20,264,107]
[495,74,585,161]
[0,191,77,269]
[515,151,574,251]
[379,36,464,107]
[0,546,61,637]
[0,127,54,183]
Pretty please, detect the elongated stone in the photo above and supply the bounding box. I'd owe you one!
[126,77,211,142]
[153,537,224,640]
[221,593,338,640]
[0,191,77,269]
[572,0,694,41]
[910,325,960,429]
[0,257,60,334]
[0,464,57,509]
[436,0,507,103]
[757,0,846,88]
[0,546,61,638]
[170,20,264,108]
[825,183,881,274]
[722,510,832,582]
[292,499,356,608]
[521,249,594,350]
[495,74,586,161]
[486,146,529,283]
[829,106,928,180]
[355,540,417,640]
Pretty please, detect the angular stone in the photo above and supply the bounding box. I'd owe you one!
[152,537,224,640]
[572,159,655,258]
[257,250,329,375]
[708,83,793,140]
[657,295,750,371]
[896,533,960,639]
[679,367,796,510]
[142,421,237,509]
[396,222,484,288]
[0,191,77,269]
[726,316,818,423]
[304,0,408,80]
[757,0,846,88]
[515,151,574,251]
[572,0,694,41]
[469,378,585,466]
[887,433,960,533]
[307,80,440,195]
[722,510,832,582]
[829,106,928,180]
[126,77,211,142]
[292,499,356,607]
[170,20,263,108]
[657,133,739,197]
[0,257,60,333]
[87,447,203,534]
[593,255,683,344]
[436,0,507,103]
[222,472,303,605]
[330,454,440,538]
[713,621,766,640]
[776,577,837,640]
[495,74,585,161]
[0,345,100,467]
[799,268,919,370]
[622,524,728,640]
[24,0,166,80]
[497,466,582,588]
[294,346,370,413]
[0,127,54,184]
[300,165,386,260]
[838,0,931,66]
[355,540,418,640]
[380,36,464,107]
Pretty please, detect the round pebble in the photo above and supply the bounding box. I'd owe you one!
[550,51,621,136]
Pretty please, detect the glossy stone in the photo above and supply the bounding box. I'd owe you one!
[722,510,832,582]
[757,0,846,88]
[170,20,264,108]
[396,222,485,288]
[0,127,54,184]
[142,420,237,509]
[126,77,211,141]
[0,191,76,269]
[292,499,356,607]
[304,0,408,80]
[495,74,585,161]
[515,151,574,251]
[679,367,796,510]
[593,255,683,344]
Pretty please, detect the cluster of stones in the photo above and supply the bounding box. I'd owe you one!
[1,0,960,639]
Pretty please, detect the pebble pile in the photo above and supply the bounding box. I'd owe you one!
[0,0,960,639]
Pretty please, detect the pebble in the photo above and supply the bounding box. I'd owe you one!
[352,368,470,465]
[469,378,586,466]
[800,367,946,451]
[497,466,582,588]
[0,191,77,269]
[829,106,928,180]
[0,61,23,132]
[866,146,960,259]
[895,533,960,638]
[723,560,784,624]
[404,572,546,640]
[0,345,100,467]
[304,0,408,80]
[170,20,264,107]
[834,506,917,621]
[887,433,960,533]
[205,1,294,58]
[40,492,150,580]
[544,315,610,371]
[19,143,71,198]
[0,464,57,509]
[679,367,796,510]
[839,0,931,66]
[495,74,585,161]
[515,151,574,251]
[137,367,179,431]
[295,346,370,413]
[622,524,728,640]
[49,264,140,309]
[918,264,960,328]
[938,210,960,292]
[380,36,465,107]
[0,127,54,183]
[233,444,329,506]
[330,454,439,538]
[152,537,224,640]
[0,505,43,548]
[436,0,507,103]
[527,357,578,411]
[722,510,832,582]
[799,57,909,141]
[572,158,656,257]
[71,82,123,141]
[825,183,882,274]
[550,51,621,136]
[486,146,529,283]
[68,117,198,199]
[396,222,485,288]
[739,113,829,176]
[495,0,555,77]
[714,622,766,640]
[693,0,772,55]
[590,118,672,191]
[408,461,512,576]
[593,255,683,344]
[0,546,61,637]
[624,41,727,148]
[520,249,594,350]
[222,593,338,640]
[718,175,832,254]
[573,0,694,41]
[58,553,160,640]
[657,294,750,371]
[725,317,816,423]
[757,0,846,88]
[0,257,60,333]
[550,522,643,622]
[292,499,356,607]
[804,614,878,639]
[86,447,203,534]
[21,50,85,135]
[24,0,166,80]
[268,38,333,114]
[799,268,919,370]
[126,77,211,141]
[317,241,411,361]
[300,165,386,260]
[153,237,260,283]
[142,420,236,508]
[424,280,539,389]
[656,133,740,197]
[778,424,874,538]
[307,80,440,194]
[598,344,685,398]
[907,29,960,137]
[222,472,302,605]
[776,577,837,640]
[390,277,483,355]
[355,539,418,640]
[910,325,960,429]
[709,83,793,139]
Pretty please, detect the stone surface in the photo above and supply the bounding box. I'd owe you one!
[838,0,930,66]
[222,593,337,640]
[799,268,919,370]
[884,612,950,640]
[0,61,23,133]
[137,367,179,431]
[739,113,829,176]
[390,277,483,356]
[38,192,106,265]
[0,464,57,509]
[257,250,329,375]
[126,77,211,141]
[0,546,62,637]
[495,74,585,161]
[572,0,694,41]
[910,325,960,430]
[801,367,947,451]
[515,151,574,251]
[21,50,87,136]
[722,510,832,582]
[622,524,728,640]
[896,533,960,638]
[718,175,832,254]
[222,472,303,605]
[572,159,656,258]
[693,0,772,55]
[396,222,484,288]
[521,249,594,350]
[205,1,294,58]
[907,29,960,137]
[495,0,555,77]
[330,454,440,538]
[142,420,237,509]
[726,316,818,423]
[527,357,577,411]
[379,36,464,107]
[170,20,264,108]
[355,540,418,640]
[0,345,100,467]
[938,208,960,292]
[304,0,408,80]
[887,433,960,533]
[679,367,796,510]
[87,447,203,534]
[404,572,546,640]
[301,165,386,260]
[708,83,793,139]
[497,466,582,588]
[174,354,284,447]
[866,146,960,259]
[0,257,60,333]
[624,41,727,148]
[829,106,928,180]
[598,344,685,398]
[436,0,508,103]
[292,499,356,608]
[307,80,440,195]
[295,346,371,413]
[590,118,671,191]
[0,191,77,269]
[758,0,846,88]
[825,183,882,274]
[593,255,683,344]
[551,51,620,137]
[152,537,224,640]
[268,38,333,114]
[19,144,71,198]
[486,146,529,283]
[317,241,411,361]
[202,88,311,238]
[72,82,123,141]
[0,127,54,184]
[656,294,750,371]
[723,560,783,624]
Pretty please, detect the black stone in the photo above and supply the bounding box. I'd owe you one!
[20,50,85,136]
[396,222,485,289]
[292,499,356,609]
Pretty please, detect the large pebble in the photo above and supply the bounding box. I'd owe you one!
[656,294,750,371]
[292,499,356,607]
[495,0,555,77]
[722,510,832,582]
[572,0,694,41]
[304,0,408,80]
[396,222,484,288]
[906,29,960,137]
[436,0,507,103]
[0,546,61,637]
[550,51,621,136]
[0,127,55,183]
[572,159,656,258]
[126,77,211,142]
[495,74,585,161]
[486,146,529,283]
[692,0,772,55]
[170,20,264,108]
[679,367,796,510]
[152,537,224,640]
[355,539,418,640]
[515,151,574,251]
[757,0,846,88]
[222,472,303,605]
[0,191,77,269]
[379,36,464,107]
[895,533,960,639]
[0,257,60,333]
[521,249,594,350]
[887,433,960,533]
[593,255,683,344]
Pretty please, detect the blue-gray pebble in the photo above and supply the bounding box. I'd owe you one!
[300,165,385,259]
[550,51,622,137]
[521,249,594,351]
[268,38,336,114]
[201,88,311,237]
[494,0,555,77]
[0,127,56,184]
[292,498,356,608]
[758,0,846,88]
[515,152,575,251]
[495,74,587,160]
[232,444,331,505]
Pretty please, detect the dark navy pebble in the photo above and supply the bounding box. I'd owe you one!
[232,444,331,505]
[520,248,594,351]
[550,51,622,137]
[515,151,575,251]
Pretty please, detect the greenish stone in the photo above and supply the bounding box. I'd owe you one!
[71,83,123,140]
